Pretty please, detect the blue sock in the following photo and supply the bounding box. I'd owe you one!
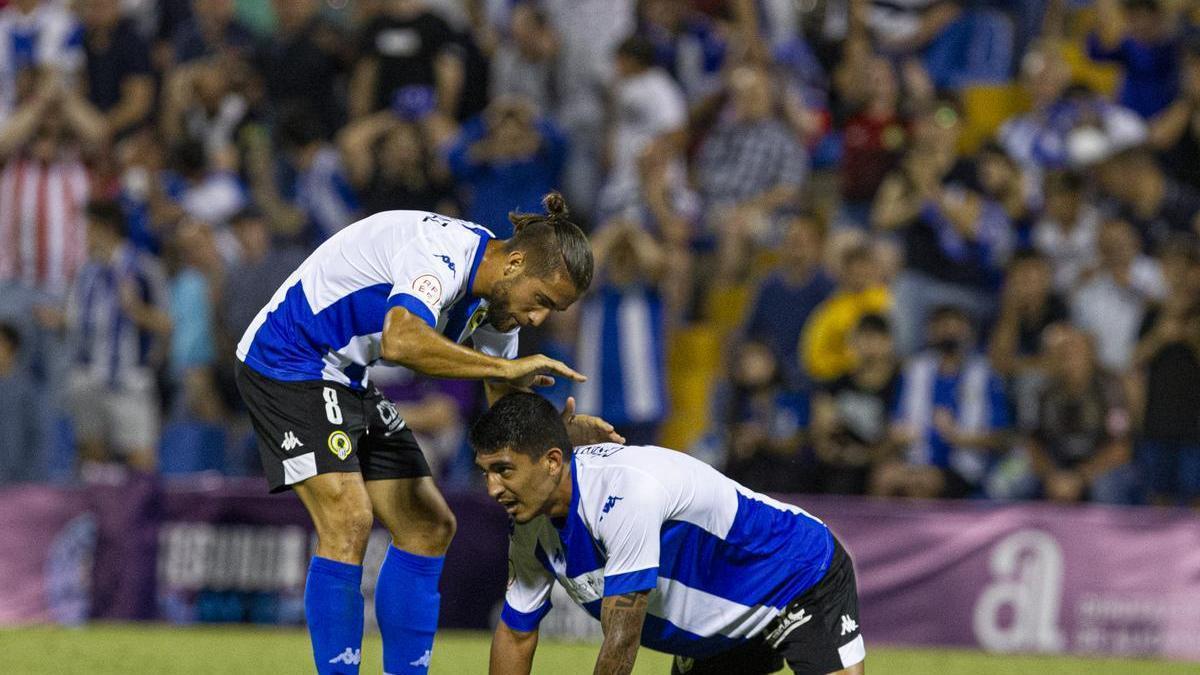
[306,556,365,674]
[375,545,445,674]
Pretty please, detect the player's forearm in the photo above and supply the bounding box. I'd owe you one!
[595,592,648,675]
[381,308,509,380]
[489,623,538,675]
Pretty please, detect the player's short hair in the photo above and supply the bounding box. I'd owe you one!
[615,36,655,68]
[85,200,127,239]
[854,313,891,336]
[1008,248,1049,268]
[0,322,20,353]
[469,392,573,461]
[1043,169,1085,195]
[506,192,594,293]
[929,304,971,326]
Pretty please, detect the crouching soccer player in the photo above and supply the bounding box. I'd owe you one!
[235,194,620,674]
[472,393,866,675]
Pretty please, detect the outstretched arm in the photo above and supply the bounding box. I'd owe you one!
[382,306,584,386]
[594,591,649,675]
[490,622,539,675]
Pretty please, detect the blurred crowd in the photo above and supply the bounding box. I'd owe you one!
[2,0,1200,508]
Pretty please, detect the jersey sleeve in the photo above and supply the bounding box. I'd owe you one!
[386,230,464,329]
[470,322,519,359]
[500,525,556,633]
[595,475,670,597]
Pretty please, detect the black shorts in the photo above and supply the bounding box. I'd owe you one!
[235,363,431,493]
[670,537,864,675]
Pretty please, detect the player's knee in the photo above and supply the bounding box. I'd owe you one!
[310,482,374,561]
[426,506,456,549]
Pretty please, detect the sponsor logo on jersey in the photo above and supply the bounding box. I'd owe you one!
[412,274,443,305]
[329,648,361,665]
[328,431,353,460]
[764,605,812,647]
[376,400,406,435]
[280,431,303,452]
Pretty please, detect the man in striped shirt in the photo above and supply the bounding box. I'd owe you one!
[0,70,107,298]
[63,201,171,473]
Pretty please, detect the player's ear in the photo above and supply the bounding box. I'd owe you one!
[544,446,563,474]
[505,250,525,276]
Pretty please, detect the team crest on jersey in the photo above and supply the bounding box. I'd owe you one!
[328,431,353,460]
[412,274,443,305]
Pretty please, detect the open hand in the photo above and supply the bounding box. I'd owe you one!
[503,354,586,390]
[561,396,625,446]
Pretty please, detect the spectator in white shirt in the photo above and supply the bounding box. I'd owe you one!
[597,35,687,221]
[1033,170,1101,292]
[1071,218,1166,371]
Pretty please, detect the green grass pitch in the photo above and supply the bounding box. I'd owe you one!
[0,625,1195,674]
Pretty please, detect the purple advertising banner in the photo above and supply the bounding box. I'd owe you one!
[2,481,1198,661]
[799,495,1200,660]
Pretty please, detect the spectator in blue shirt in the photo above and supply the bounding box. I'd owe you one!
[167,219,225,425]
[0,323,38,483]
[447,97,567,238]
[65,201,172,475]
[874,96,1014,354]
[277,108,360,246]
[739,215,834,389]
[875,305,1012,499]
[81,0,154,137]
[1088,0,1180,119]
[573,218,669,446]
[170,0,257,65]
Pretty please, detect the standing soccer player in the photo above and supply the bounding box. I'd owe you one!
[472,393,867,675]
[235,194,618,674]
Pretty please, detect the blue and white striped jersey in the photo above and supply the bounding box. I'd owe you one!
[236,210,518,389]
[574,284,668,427]
[502,444,834,658]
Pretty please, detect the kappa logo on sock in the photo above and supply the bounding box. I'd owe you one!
[409,649,433,667]
[329,648,361,665]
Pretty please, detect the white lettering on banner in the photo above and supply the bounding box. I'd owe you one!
[973,530,1065,652]
[158,524,309,592]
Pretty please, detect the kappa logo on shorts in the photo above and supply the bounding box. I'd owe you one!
[840,614,858,636]
[328,430,353,460]
[280,431,303,452]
